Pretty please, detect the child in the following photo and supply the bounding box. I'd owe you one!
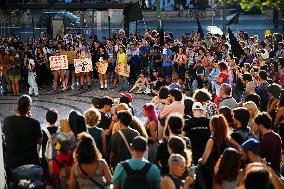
[41,109,59,188]
[129,71,150,94]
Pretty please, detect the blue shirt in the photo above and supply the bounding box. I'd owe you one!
[139,45,152,55]
[162,48,172,67]
[112,159,161,189]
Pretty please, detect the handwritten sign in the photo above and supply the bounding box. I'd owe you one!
[62,51,77,64]
[49,55,68,71]
[74,58,93,73]
[96,59,109,74]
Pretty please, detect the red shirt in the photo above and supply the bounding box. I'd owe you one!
[260,131,282,172]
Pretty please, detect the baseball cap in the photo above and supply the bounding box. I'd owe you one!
[119,92,133,102]
[242,138,260,155]
[192,102,204,110]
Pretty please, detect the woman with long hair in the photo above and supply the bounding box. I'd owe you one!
[7,50,21,96]
[78,42,92,91]
[213,147,242,189]
[69,132,112,189]
[243,101,260,130]
[52,48,68,92]
[36,47,49,88]
[267,83,282,125]
[219,106,235,130]
[212,62,228,105]
[199,115,241,189]
[167,136,192,176]
[115,45,129,92]
[173,47,187,81]
[143,103,159,162]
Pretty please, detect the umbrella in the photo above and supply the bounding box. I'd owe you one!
[206,26,223,35]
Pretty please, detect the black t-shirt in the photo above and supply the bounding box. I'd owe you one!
[155,140,169,176]
[97,112,111,130]
[3,115,42,169]
[183,117,210,165]
[90,47,100,63]
[99,53,109,61]
[244,93,261,107]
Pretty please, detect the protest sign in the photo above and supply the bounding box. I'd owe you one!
[74,58,93,73]
[49,55,68,70]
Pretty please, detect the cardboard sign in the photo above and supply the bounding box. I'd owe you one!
[74,58,93,73]
[62,51,77,64]
[96,59,109,74]
[49,55,68,70]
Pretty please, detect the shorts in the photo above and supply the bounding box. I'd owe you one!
[9,74,21,81]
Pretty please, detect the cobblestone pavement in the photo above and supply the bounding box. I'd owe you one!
[0,85,152,126]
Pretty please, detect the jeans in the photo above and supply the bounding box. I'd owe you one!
[28,72,39,95]
[118,75,129,91]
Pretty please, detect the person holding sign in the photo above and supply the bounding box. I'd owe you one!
[115,45,129,92]
[63,45,78,90]
[96,46,110,90]
[52,49,68,92]
[78,42,92,91]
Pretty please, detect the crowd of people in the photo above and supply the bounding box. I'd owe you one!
[1,28,284,189]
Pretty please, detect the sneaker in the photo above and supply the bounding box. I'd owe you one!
[71,84,75,90]
[79,86,83,91]
[99,87,104,91]
[87,85,92,91]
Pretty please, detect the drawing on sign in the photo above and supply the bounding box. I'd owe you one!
[49,55,68,70]
[74,58,93,73]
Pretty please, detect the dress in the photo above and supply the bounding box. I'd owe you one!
[116,52,130,77]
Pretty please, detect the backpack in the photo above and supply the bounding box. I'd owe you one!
[122,162,152,189]
[234,128,255,143]
[42,127,59,161]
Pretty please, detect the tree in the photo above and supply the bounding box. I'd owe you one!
[219,0,284,33]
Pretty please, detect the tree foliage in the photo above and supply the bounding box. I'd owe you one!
[219,0,284,11]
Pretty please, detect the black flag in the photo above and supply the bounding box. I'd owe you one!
[196,16,204,40]
[228,27,244,59]
[123,2,143,23]
[226,10,241,26]
[159,25,165,46]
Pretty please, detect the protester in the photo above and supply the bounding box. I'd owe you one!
[112,136,160,189]
[110,110,140,170]
[1,27,284,189]
[213,147,242,189]
[253,112,282,172]
[3,95,42,183]
[69,132,112,189]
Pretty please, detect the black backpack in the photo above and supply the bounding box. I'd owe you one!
[122,162,152,189]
